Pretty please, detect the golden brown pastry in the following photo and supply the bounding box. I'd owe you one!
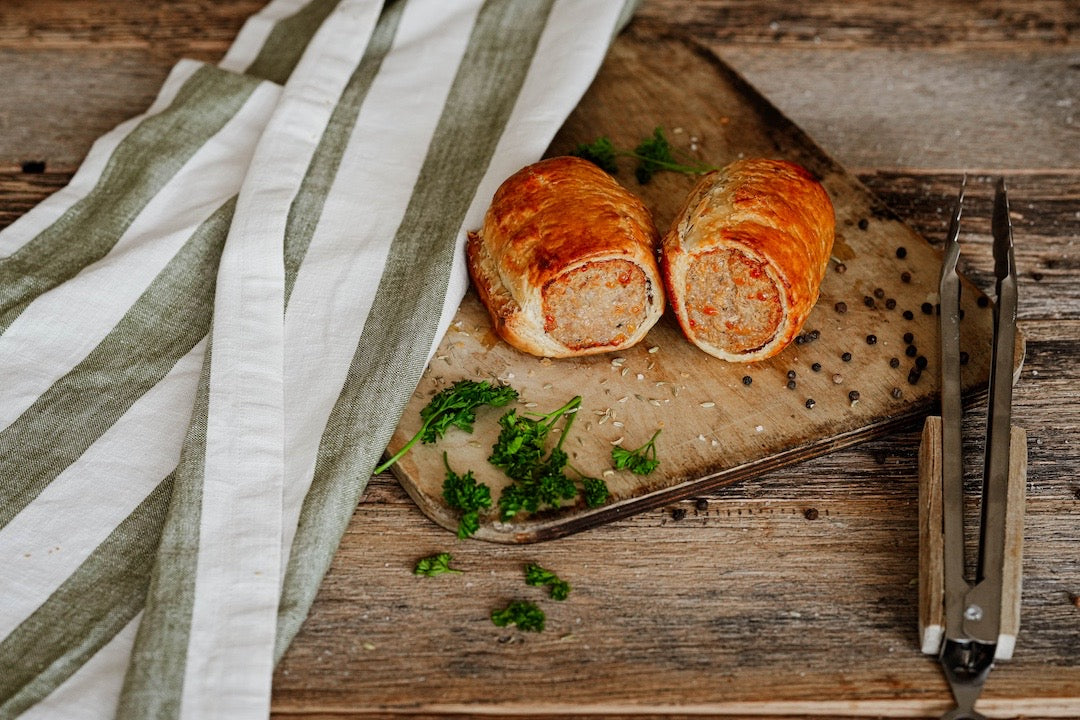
[661,157,835,362]
[466,156,665,358]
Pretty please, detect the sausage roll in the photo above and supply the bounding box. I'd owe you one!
[661,157,835,362]
[466,156,665,358]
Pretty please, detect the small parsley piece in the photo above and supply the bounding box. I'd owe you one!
[524,563,571,601]
[441,452,491,539]
[569,136,618,174]
[413,552,462,577]
[611,428,662,475]
[569,126,717,183]
[490,600,546,632]
[581,476,610,508]
[490,396,582,520]
[374,380,518,474]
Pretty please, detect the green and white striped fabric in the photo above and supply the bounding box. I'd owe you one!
[0,0,635,716]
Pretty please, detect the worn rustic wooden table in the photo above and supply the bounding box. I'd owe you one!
[2,2,1077,718]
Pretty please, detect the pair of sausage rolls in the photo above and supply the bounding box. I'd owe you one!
[662,158,835,362]
[466,156,665,358]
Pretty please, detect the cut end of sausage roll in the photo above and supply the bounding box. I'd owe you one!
[467,156,664,358]
[662,157,835,363]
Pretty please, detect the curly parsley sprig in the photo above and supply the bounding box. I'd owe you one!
[490,600,546,632]
[441,452,492,539]
[374,380,518,474]
[611,428,662,476]
[571,126,717,184]
[524,563,571,601]
[413,552,462,577]
[490,396,582,521]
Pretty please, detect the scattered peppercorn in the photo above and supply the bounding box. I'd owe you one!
[858,218,869,230]
[885,298,896,310]
[742,375,753,386]
[896,246,907,259]
[787,370,797,379]
[906,345,918,358]
[901,271,912,283]
[795,334,806,345]
[908,368,922,384]
[811,362,822,372]
[889,357,901,369]
[921,302,933,315]
[848,390,860,403]
[787,379,797,390]
[977,295,990,308]
[805,398,816,409]
[842,352,852,362]
[891,387,903,399]
[866,334,878,345]
[903,310,914,320]
[808,329,820,341]
[874,288,885,299]
[903,332,914,344]
[864,295,875,308]
[695,498,709,511]
[835,301,848,313]
[671,507,687,521]
[804,507,819,520]
[916,355,929,370]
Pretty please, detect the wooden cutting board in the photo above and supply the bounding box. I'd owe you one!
[384,28,1021,543]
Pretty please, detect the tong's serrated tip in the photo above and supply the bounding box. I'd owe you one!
[992,178,1015,282]
[941,177,966,276]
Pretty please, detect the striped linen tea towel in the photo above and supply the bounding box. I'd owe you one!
[0,0,637,717]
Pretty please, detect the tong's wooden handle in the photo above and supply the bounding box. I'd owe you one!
[918,415,1027,660]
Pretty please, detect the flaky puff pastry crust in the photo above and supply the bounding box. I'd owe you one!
[466,156,665,358]
[661,158,835,362]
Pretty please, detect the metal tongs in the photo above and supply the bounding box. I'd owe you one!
[932,177,1023,720]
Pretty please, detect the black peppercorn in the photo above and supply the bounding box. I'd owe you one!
[908,368,922,384]
[903,310,914,320]
[805,398,816,409]
[874,288,885,299]
[906,344,918,357]
[787,379,797,390]
[811,362,822,372]
[742,375,753,386]
[896,246,907,259]
[921,302,933,315]
[916,355,928,370]
[864,295,875,308]
[977,295,990,308]
[848,390,860,403]
[808,329,820,341]
[695,498,709,511]
[671,507,687,521]
[866,334,877,345]
[885,298,896,310]
[804,507,819,520]
[889,357,900,368]
[901,271,912,283]
[787,370,796,379]
[795,334,805,345]
[842,351,852,362]
[835,301,848,313]
[903,332,914,344]
[858,218,869,230]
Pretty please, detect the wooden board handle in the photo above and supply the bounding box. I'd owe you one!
[918,415,1027,660]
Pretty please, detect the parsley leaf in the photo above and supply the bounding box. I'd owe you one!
[569,136,618,174]
[374,380,518,474]
[524,563,571,601]
[490,600,546,632]
[413,552,462,577]
[581,476,610,508]
[569,126,717,184]
[441,452,491,539]
[490,396,582,521]
[611,428,662,475]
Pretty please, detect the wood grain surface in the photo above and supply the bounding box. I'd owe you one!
[1,1,1077,718]
[389,32,1018,544]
